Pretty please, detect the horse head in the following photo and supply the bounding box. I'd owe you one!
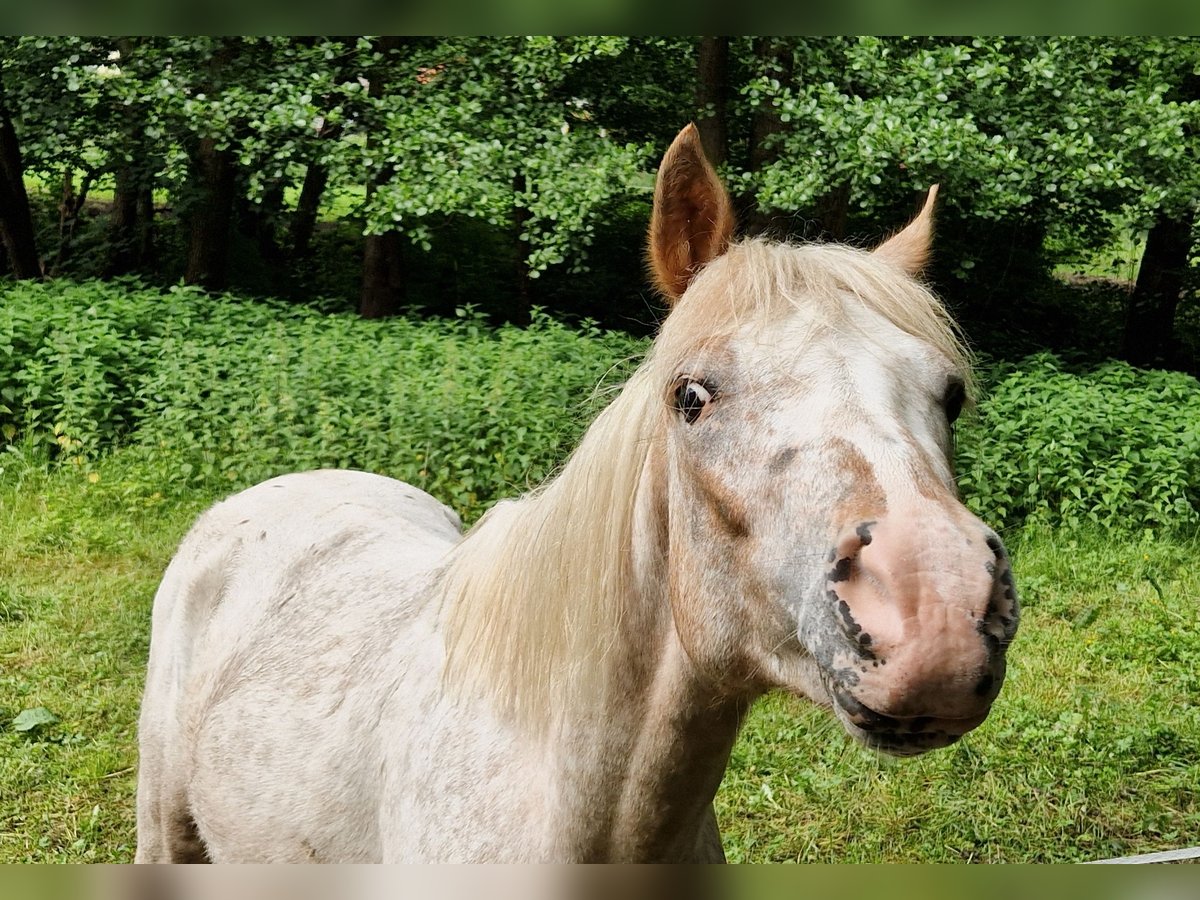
[649,124,1017,755]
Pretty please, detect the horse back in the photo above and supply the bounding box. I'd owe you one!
[137,469,462,862]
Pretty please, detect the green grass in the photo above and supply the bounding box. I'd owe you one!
[0,453,213,863]
[2,453,1198,862]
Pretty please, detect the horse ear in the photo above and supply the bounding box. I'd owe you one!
[648,123,735,303]
[873,185,939,275]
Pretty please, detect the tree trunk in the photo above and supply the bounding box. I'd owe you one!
[695,37,730,168]
[184,135,237,290]
[291,160,329,258]
[1122,208,1196,367]
[290,119,340,259]
[243,178,286,265]
[50,167,98,275]
[0,84,42,278]
[359,36,406,318]
[360,228,406,318]
[183,40,239,290]
[745,38,793,236]
[105,38,156,277]
[107,164,155,275]
[813,181,852,241]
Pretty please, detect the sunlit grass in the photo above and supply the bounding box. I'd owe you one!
[3,455,1198,862]
[0,456,205,863]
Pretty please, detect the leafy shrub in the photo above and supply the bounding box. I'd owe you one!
[957,352,1200,533]
[5,280,1200,532]
[0,278,173,457]
[0,279,645,522]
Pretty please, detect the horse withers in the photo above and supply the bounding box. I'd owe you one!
[135,124,1017,863]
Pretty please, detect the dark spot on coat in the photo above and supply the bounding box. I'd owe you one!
[831,666,860,688]
[770,446,798,472]
[976,620,1002,655]
[856,521,876,546]
[856,632,876,659]
[837,599,862,638]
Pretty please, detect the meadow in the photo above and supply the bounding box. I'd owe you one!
[1,279,1198,862]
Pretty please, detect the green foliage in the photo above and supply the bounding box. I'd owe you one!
[5,280,1200,535]
[11,707,57,735]
[0,279,645,522]
[957,353,1200,533]
[4,35,1197,335]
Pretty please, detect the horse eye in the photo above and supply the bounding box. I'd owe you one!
[674,380,713,424]
[943,379,966,425]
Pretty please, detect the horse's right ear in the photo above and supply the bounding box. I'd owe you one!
[873,185,938,275]
[648,123,735,304]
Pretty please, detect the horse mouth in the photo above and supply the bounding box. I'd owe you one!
[827,682,990,758]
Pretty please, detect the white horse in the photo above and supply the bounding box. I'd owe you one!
[136,124,1018,863]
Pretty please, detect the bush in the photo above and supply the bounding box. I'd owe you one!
[0,279,646,522]
[957,352,1200,534]
[4,280,1200,533]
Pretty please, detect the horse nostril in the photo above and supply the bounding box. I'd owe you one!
[827,521,875,583]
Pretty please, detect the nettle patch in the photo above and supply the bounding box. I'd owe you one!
[0,280,645,522]
[3,281,1199,533]
[957,352,1200,534]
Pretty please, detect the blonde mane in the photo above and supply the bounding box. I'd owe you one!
[439,238,972,729]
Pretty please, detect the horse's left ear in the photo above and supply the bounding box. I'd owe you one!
[873,185,938,275]
[648,123,735,303]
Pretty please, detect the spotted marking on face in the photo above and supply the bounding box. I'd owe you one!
[829,589,877,660]
[829,557,854,583]
[999,568,1017,604]
[825,438,888,519]
[976,617,1002,656]
[855,521,875,546]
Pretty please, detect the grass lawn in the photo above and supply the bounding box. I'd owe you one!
[2,452,1198,862]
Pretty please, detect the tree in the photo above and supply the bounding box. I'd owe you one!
[1113,38,1200,366]
[352,36,655,318]
[359,36,411,318]
[0,63,40,278]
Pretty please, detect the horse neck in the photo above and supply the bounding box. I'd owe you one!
[440,373,747,858]
[541,430,748,861]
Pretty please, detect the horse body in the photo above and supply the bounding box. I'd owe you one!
[136,125,1018,863]
[137,469,738,862]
